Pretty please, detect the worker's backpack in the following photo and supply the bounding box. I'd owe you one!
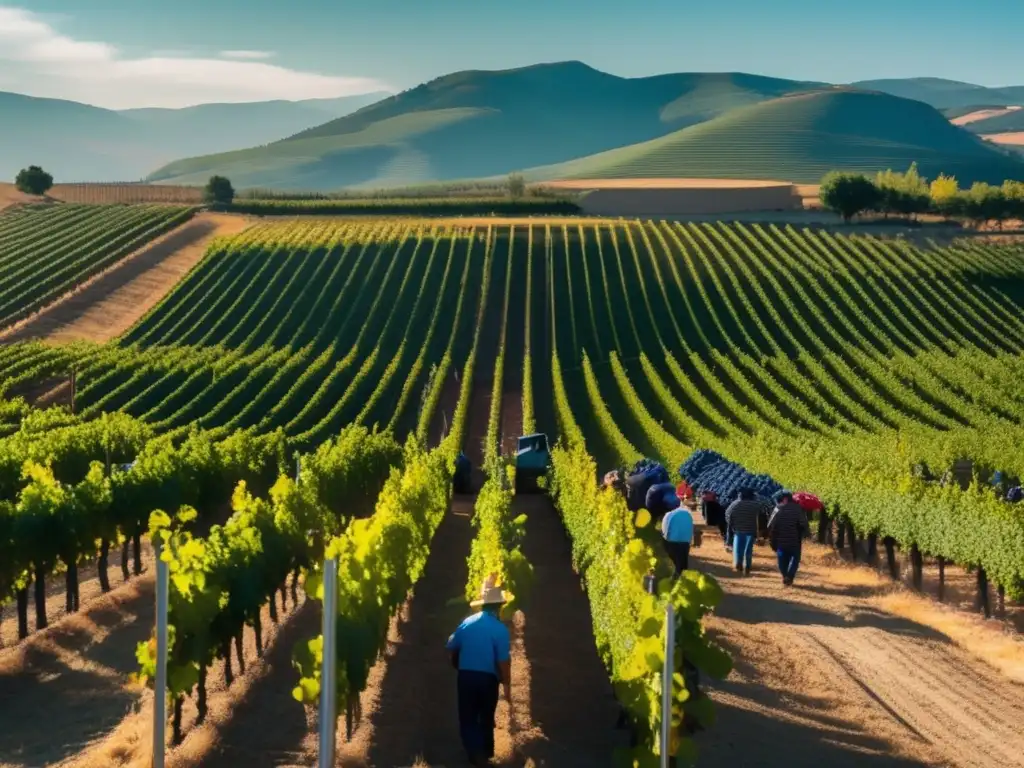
[1007,486,1023,503]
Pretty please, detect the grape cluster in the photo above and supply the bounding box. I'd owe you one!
[678,449,783,506]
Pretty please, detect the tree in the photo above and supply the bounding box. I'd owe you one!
[930,174,963,219]
[875,163,930,218]
[204,176,235,206]
[1002,180,1024,222]
[15,166,53,196]
[819,172,881,222]
[507,173,526,199]
[962,183,1008,228]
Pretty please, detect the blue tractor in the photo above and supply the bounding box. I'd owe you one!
[515,433,550,493]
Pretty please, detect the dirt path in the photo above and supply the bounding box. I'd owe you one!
[0,576,155,768]
[510,494,622,767]
[1,543,153,649]
[338,493,481,767]
[691,533,1024,768]
[500,390,522,457]
[0,213,249,345]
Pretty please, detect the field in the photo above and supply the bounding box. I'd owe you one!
[985,132,1024,146]
[0,204,195,332]
[2,212,1024,767]
[47,184,206,205]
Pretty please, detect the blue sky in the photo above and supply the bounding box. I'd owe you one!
[2,0,1022,108]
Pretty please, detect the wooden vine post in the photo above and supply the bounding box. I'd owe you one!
[977,567,991,619]
[937,556,946,602]
[910,544,923,591]
[883,537,899,580]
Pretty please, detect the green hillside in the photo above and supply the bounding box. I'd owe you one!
[522,89,1024,184]
[146,62,823,190]
[851,77,1024,109]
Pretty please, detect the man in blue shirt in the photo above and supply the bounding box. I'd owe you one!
[446,584,512,767]
[660,494,694,578]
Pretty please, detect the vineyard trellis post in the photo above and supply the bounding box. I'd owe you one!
[660,601,675,768]
[152,548,169,768]
[318,557,339,768]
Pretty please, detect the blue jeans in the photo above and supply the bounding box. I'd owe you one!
[456,670,499,761]
[733,532,755,570]
[777,547,801,581]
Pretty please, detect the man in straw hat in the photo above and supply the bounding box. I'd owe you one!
[446,577,512,767]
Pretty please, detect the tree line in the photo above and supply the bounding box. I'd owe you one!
[820,164,1024,226]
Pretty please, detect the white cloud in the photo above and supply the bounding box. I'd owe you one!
[0,6,388,109]
[220,50,274,60]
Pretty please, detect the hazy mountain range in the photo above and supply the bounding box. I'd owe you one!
[3,64,1023,190]
[0,90,390,183]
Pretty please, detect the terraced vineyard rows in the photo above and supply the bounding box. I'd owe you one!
[0,204,196,328]
[2,213,1024,766]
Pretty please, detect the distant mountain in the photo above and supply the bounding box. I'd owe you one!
[851,78,1024,110]
[0,91,390,183]
[519,89,1024,185]
[146,62,825,189]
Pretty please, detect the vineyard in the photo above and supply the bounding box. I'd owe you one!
[0,204,195,331]
[47,184,206,205]
[2,214,1024,766]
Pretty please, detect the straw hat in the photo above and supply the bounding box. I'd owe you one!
[471,586,509,608]
[471,574,508,608]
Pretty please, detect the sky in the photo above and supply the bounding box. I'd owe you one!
[2,0,1022,109]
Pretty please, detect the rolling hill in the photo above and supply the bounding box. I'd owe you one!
[851,77,1024,109]
[0,90,390,183]
[519,89,1024,184]
[145,62,824,189]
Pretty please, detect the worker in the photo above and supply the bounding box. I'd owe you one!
[725,488,762,576]
[768,491,810,586]
[446,581,512,767]
[700,490,728,550]
[660,493,694,577]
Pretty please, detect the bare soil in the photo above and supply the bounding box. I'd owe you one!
[951,107,1021,126]
[499,390,522,457]
[692,532,1024,768]
[0,575,155,768]
[0,213,250,345]
[982,132,1024,146]
[543,179,794,190]
[0,183,40,212]
[0,541,154,649]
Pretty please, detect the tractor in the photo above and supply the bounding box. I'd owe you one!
[514,432,550,493]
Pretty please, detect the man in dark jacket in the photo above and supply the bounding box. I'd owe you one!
[700,491,729,551]
[768,492,810,586]
[725,489,763,575]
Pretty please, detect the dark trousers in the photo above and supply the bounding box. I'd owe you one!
[457,670,500,761]
[664,540,691,577]
[777,547,802,581]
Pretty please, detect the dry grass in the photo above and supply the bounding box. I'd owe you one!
[0,182,40,211]
[951,107,1022,126]
[982,131,1024,146]
[542,178,794,189]
[805,547,1024,685]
